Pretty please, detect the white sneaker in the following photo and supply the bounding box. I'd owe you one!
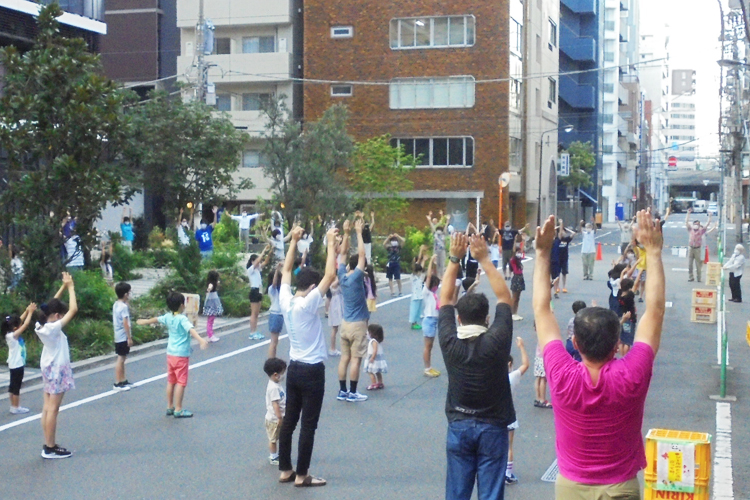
[113,383,131,392]
[9,406,30,415]
[512,315,523,321]
[208,336,220,343]
[346,392,368,402]
[328,349,341,357]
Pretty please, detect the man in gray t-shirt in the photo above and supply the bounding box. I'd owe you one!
[112,282,133,391]
[336,218,370,403]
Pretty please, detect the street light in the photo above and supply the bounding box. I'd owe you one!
[537,125,574,226]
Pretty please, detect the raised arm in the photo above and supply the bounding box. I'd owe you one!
[136,317,159,326]
[59,273,78,328]
[189,328,208,350]
[282,226,303,286]
[13,303,36,339]
[121,208,127,224]
[516,337,530,376]
[426,211,437,232]
[317,227,340,295]
[210,206,218,228]
[369,211,376,232]
[633,210,666,355]
[532,216,563,349]
[440,232,467,306]
[471,233,511,305]
[354,219,366,271]
[685,208,692,230]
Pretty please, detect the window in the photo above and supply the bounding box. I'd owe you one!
[510,78,522,110]
[510,18,523,54]
[331,85,353,96]
[390,137,474,167]
[548,19,557,49]
[212,38,231,55]
[509,137,522,170]
[548,78,557,105]
[389,16,475,49]
[389,76,475,109]
[536,34,542,63]
[243,151,266,168]
[331,26,353,38]
[215,94,231,111]
[242,36,275,53]
[242,93,272,111]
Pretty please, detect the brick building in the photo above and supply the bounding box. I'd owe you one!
[303,0,511,230]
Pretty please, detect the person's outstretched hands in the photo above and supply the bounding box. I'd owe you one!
[469,234,488,261]
[535,216,557,254]
[343,219,351,233]
[354,219,363,234]
[290,226,304,242]
[326,226,339,244]
[450,232,468,260]
[636,210,663,252]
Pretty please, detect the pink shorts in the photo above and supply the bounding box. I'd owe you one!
[167,355,190,386]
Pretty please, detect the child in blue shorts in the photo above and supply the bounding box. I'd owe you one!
[422,255,440,378]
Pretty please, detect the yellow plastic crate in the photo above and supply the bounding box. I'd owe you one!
[644,429,711,500]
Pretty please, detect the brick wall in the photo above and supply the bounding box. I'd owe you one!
[304,0,510,224]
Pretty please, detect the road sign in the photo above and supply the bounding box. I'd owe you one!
[558,153,570,177]
[668,156,678,167]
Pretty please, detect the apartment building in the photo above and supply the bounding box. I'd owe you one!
[303,0,510,230]
[176,0,302,207]
[522,0,560,225]
[666,69,697,170]
[558,0,600,215]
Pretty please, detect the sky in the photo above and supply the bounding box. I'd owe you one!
[640,0,725,157]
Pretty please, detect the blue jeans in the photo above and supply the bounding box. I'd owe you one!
[446,420,509,500]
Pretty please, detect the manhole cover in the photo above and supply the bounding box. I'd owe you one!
[541,459,558,482]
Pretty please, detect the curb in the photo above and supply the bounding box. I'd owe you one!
[0,315,254,390]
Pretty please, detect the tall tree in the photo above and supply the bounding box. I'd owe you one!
[349,135,416,226]
[261,96,353,224]
[0,4,135,249]
[559,141,596,189]
[128,90,251,222]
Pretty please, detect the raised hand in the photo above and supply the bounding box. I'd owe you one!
[516,337,525,349]
[343,219,351,233]
[62,272,74,288]
[535,216,557,254]
[354,219,363,234]
[290,226,305,242]
[469,234,488,261]
[326,226,339,243]
[450,232,468,260]
[636,210,663,252]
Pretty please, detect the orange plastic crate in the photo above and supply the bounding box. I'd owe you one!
[644,429,711,500]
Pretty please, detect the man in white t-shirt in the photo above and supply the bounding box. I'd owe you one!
[277,224,338,488]
[230,210,261,250]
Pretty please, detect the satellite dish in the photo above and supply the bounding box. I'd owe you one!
[499,172,511,188]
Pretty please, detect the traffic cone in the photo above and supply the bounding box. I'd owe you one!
[596,242,603,261]
[704,246,709,264]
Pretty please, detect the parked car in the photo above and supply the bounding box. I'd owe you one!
[708,201,719,216]
[693,200,707,213]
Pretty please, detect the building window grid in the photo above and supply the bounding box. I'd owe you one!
[510,18,523,55]
[331,85,353,97]
[389,76,476,109]
[390,16,476,49]
[243,151,266,168]
[510,78,522,110]
[390,137,474,168]
[242,36,275,53]
[212,37,231,55]
[548,77,557,105]
[242,93,273,111]
[215,94,231,111]
[331,26,354,38]
[548,19,557,49]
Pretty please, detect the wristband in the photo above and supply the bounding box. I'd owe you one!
[449,256,460,264]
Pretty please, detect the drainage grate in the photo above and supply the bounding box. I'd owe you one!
[541,459,559,482]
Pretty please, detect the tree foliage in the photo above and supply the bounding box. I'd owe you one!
[261,96,353,224]
[559,141,596,189]
[349,135,415,226]
[128,90,251,222]
[0,4,135,250]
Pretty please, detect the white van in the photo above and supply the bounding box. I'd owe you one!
[693,200,707,213]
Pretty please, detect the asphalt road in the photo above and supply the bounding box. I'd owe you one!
[0,215,746,499]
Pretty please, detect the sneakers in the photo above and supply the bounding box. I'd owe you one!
[424,368,441,378]
[328,349,341,357]
[554,292,559,299]
[9,406,30,415]
[113,382,131,392]
[208,336,220,343]
[505,473,518,484]
[411,323,422,330]
[638,297,643,303]
[562,289,568,293]
[173,409,194,418]
[41,444,72,459]
[346,392,368,402]
[248,332,265,341]
[166,407,175,416]
[336,390,349,401]
[512,315,523,321]
[269,455,279,466]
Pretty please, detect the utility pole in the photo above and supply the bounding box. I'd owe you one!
[195,0,207,103]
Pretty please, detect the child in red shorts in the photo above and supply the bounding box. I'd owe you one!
[137,292,208,418]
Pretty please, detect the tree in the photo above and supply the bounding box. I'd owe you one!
[349,135,416,226]
[261,96,353,224]
[0,4,135,253]
[559,141,596,189]
[128,90,251,224]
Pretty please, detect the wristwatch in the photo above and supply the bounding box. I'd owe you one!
[449,256,460,264]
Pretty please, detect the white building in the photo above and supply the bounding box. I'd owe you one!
[600,0,640,221]
[176,0,300,207]
[666,69,697,171]
[521,0,560,225]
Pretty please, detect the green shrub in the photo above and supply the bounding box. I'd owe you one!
[112,243,142,281]
[19,220,63,302]
[66,270,117,320]
[213,213,240,245]
[147,226,166,249]
[151,248,176,268]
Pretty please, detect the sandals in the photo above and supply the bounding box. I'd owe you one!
[295,475,327,487]
[367,384,379,391]
[279,472,296,483]
[534,400,553,409]
[377,383,384,389]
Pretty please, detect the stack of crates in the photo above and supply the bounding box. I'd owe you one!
[644,429,712,500]
[691,289,717,324]
[705,262,721,286]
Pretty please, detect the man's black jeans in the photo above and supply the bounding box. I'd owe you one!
[278,360,326,476]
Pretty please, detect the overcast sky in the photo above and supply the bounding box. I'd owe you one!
[641,0,724,156]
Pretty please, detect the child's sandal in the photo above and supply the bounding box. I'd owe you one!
[367,384,378,391]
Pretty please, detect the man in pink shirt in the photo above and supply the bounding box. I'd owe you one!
[685,208,714,282]
[532,211,666,499]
